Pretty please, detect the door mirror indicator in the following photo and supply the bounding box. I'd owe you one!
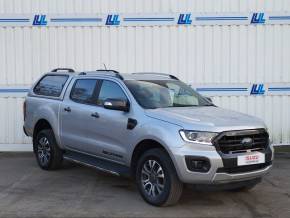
[103,98,130,112]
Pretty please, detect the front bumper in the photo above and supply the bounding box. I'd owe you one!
[212,165,272,183]
[170,143,273,184]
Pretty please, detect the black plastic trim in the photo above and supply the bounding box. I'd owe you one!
[189,178,262,190]
[51,68,75,72]
[216,146,272,174]
[212,128,269,154]
[185,156,211,173]
[131,72,179,80]
[216,162,272,174]
[127,118,137,130]
[23,126,28,136]
[96,69,123,80]
[64,149,131,177]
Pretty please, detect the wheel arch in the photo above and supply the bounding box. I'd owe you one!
[130,139,176,177]
[32,119,53,152]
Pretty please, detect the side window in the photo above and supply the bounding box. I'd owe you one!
[70,79,97,104]
[34,75,68,97]
[97,80,128,106]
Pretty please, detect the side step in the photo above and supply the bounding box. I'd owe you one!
[63,150,131,177]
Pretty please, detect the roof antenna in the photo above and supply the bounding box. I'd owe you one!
[102,63,107,70]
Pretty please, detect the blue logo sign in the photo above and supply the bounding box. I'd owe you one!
[32,14,47,26]
[251,84,265,95]
[178,14,192,25]
[251,13,265,24]
[106,14,120,25]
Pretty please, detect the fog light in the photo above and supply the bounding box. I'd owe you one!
[185,156,211,172]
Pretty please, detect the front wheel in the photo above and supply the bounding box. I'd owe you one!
[136,148,183,206]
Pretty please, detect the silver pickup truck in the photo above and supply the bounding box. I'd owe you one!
[23,68,273,206]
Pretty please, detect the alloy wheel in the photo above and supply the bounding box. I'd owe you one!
[141,159,165,197]
[37,136,51,166]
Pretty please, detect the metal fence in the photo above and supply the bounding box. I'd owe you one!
[0,0,289,148]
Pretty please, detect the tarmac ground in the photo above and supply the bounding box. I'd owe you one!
[0,152,289,218]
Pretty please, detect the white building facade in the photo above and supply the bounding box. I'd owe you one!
[0,0,290,150]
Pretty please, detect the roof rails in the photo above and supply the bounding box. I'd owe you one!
[51,68,75,73]
[132,72,179,80]
[79,69,123,80]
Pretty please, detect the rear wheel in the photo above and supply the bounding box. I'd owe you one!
[34,129,63,170]
[136,148,183,206]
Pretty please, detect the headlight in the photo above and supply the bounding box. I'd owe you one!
[179,130,218,145]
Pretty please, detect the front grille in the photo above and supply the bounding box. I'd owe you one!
[213,129,269,154]
[216,161,272,174]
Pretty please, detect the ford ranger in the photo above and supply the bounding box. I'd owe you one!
[23,68,273,206]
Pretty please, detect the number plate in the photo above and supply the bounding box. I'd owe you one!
[237,152,265,166]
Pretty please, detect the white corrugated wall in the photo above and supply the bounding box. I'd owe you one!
[0,0,290,147]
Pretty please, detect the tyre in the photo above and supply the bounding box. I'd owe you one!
[136,148,183,206]
[34,129,63,170]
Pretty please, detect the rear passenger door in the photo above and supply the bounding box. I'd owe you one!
[60,78,102,155]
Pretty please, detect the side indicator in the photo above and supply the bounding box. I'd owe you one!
[127,118,137,130]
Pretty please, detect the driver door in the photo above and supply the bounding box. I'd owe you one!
[91,79,131,163]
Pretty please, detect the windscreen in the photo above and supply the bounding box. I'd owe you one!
[124,80,212,109]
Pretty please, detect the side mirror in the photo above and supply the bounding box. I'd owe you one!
[103,98,130,112]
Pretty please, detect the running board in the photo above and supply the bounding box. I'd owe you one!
[63,150,131,177]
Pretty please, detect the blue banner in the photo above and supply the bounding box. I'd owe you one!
[1,83,290,97]
[0,12,290,27]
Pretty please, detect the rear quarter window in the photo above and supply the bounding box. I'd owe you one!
[33,75,69,97]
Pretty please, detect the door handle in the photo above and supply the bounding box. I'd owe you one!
[91,112,100,118]
[64,107,71,112]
